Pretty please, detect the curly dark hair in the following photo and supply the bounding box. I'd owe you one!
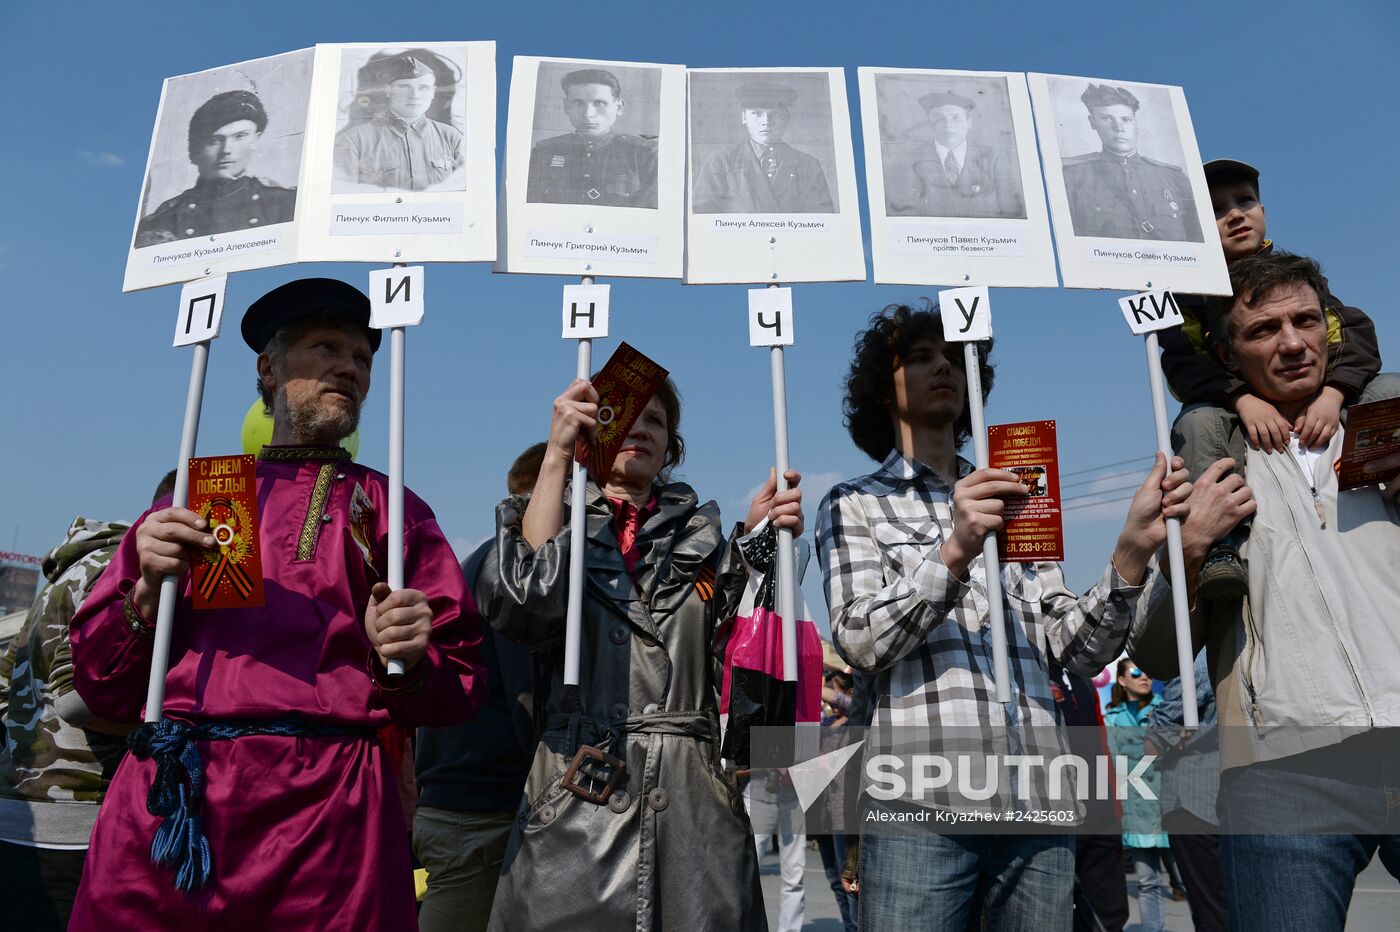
[842,300,994,462]
[1207,251,1329,353]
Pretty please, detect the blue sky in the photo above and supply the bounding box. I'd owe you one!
[2,1,1396,631]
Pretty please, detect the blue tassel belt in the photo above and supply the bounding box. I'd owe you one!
[128,717,376,893]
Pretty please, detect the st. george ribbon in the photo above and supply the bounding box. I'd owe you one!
[561,278,610,686]
[144,275,228,722]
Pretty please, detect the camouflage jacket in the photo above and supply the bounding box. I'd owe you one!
[0,517,129,809]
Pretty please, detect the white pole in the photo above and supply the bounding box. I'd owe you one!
[563,275,595,688]
[1143,332,1200,727]
[769,337,798,682]
[963,342,1012,705]
[144,341,210,723]
[384,320,407,679]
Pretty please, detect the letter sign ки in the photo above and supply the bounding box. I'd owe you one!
[1117,289,1183,335]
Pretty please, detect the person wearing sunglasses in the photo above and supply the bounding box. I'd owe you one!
[1104,659,1169,932]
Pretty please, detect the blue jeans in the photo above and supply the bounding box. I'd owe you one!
[859,833,1074,932]
[1220,834,1400,932]
[816,834,857,932]
[1127,847,1169,932]
[1217,735,1400,932]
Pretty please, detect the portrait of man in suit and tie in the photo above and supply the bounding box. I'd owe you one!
[876,74,1026,220]
[690,74,838,215]
[1055,80,1203,242]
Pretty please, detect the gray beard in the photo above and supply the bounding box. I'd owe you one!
[278,390,360,446]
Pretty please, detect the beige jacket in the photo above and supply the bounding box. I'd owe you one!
[1128,428,1400,769]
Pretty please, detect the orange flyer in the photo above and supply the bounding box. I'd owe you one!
[587,343,669,479]
[187,454,265,610]
[1338,398,1400,491]
[988,420,1064,563]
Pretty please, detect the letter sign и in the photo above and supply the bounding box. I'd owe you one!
[369,266,425,329]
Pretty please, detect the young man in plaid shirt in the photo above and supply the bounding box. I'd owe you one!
[817,301,1191,931]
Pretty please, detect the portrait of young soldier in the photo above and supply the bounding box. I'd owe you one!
[135,89,297,247]
[882,82,1024,220]
[692,79,835,214]
[1061,83,1203,242]
[526,67,658,209]
[334,52,466,193]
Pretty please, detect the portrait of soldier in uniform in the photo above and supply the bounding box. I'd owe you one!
[692,79,835,214]
[877,76,1026,220]
[1061,83,1203,242]
[333,50,467,194]
[526,67,658,209]
[135,89,297,247]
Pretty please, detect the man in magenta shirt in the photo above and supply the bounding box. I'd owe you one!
[68,278,484,929]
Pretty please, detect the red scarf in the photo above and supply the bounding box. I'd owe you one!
[608,495,658,577]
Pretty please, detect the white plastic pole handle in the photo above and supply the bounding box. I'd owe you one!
[144,341,210,723]
[1143,331,1199,727]
[963,342,1012,705]
[563,276,595,688]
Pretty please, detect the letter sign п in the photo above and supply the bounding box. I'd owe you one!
[173,274,227,347]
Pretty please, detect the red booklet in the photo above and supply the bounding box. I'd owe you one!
[187,454,265,610]
[988,420,1065,563]
[587,343,669,479]
[1338,397,1400,491]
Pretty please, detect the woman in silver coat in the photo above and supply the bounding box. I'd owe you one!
[479,375,803,931]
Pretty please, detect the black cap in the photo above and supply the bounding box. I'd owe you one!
[1203,158,1261,196]
[374,54,434,84]
[187,90,268,157]
[919,91,975,113]
[241,278,380,353]
[734,80,797,110]
[1080,83,1140,112]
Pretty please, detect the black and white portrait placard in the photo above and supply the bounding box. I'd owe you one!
[526,61,662,210]
[859,68,1055,288]
[1029,73,1228,293]
[298,41,496,265]
[685,68,863,285]
[332,46,469,195]
[124,48,313,291]
[497,56,685,279]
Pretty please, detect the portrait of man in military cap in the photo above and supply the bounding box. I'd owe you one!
[691,74,836,215]
[135,52,316,250]
[525,63,660,209]
[1057,80,1203,242]
[875,74,1026,220]
[333,47,467,194]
